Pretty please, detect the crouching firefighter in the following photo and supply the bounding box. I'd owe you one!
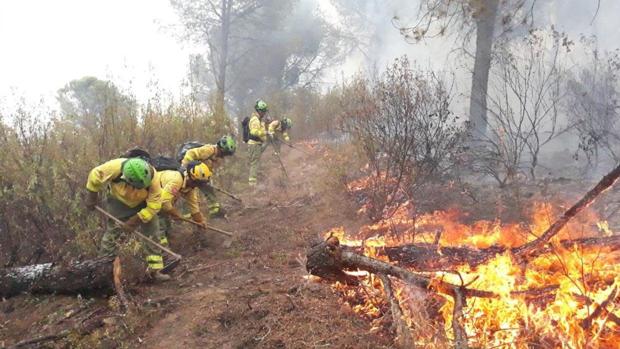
[85,157,170,282]
[158,161,212,247]
[268,117,292,155]
[178,135,237,217]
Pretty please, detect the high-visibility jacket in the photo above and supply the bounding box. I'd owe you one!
[158,170,200,215]
[181,144,218,168]
[86,158,162,222]
[268,120,290,142]
[248,112,267,145]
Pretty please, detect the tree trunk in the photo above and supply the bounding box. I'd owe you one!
[0,257,114,298]
[214,0,231,119]
[469,0,499,139]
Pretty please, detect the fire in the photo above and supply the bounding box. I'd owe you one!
[322,182,620,347]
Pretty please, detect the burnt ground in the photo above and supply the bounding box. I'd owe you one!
[3,142,620,349]
[0,144,392,349]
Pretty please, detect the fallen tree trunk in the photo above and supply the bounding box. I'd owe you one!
[0,257,114,298]
[378,235,620,271]
[307,237,494,299]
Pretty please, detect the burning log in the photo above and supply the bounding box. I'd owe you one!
[378,274,415,349]
[306,237,494,299]
[380,235,620,271]
[0,257,114,298]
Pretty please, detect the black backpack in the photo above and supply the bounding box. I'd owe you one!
[151,156,181,172]
[121,147,151,162]
[241,116,251,143]
[176,141,205,162]
[241,116,262,143]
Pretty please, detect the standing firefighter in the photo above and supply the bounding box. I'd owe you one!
[178,135,237,217]
[244,99,269,186]
[159,161,211,247]
[85,157,170,282]
[268,117,293,155]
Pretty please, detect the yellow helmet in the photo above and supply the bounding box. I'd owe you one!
[187,161,212,181]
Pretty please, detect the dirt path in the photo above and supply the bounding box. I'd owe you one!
[130,143,389,349]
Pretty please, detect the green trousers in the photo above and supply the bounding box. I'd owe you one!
[248,143,266,185]
[199,184,221,215]
[99,198,164,270]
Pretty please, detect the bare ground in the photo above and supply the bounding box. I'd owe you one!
[0,144,392,349]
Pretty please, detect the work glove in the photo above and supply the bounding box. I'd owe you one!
[85,190,99,211]
[122,214,142,233]
[284,135,290,142]
[191,212,206,229]
[167,208,184,221]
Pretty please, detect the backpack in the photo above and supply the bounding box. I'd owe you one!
[121,147,151,162]
[176,141,205,162]
[151,156,181,172]
[241,116,251,143]
[241,116,262,143]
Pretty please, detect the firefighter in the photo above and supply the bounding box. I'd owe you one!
[268,117,292,155]
[158,161,211,247]
[179,135,236,217]
[85,157,170,282]
[247,99,269,186]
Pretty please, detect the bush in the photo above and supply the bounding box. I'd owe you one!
[339,57,466,220]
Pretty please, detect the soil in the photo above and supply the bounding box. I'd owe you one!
[3,142,619,349]
[0,143,392,349]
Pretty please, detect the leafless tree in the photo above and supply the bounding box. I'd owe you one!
[474,29,570,186]
[340,57,466,220]
[565,38,620,172]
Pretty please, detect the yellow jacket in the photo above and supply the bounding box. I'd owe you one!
[158,170,201,215]
[248,112,266,145]
[268,120,290,142]
[86,158,162,222]
[181,144,218,167]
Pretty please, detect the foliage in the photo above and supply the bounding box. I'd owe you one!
[339,57,466,220]
[173,0,349,114]
[0,74,341,267]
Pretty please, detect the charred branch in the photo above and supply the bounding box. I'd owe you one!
[579,287,619,329]
[378,235,620,271]
[378,274,415,349]
[514,163,620,257]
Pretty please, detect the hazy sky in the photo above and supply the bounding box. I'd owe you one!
[0,0,192,105]
[1,0,618,112]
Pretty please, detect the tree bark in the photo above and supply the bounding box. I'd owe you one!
[0,257,114,298]
[215,0,231,118]
[469,0,499,138]
[380,235,620,271]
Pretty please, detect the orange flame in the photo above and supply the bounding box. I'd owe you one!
[323,179,620,348]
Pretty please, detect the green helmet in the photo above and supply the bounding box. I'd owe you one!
[216,135,237,155]
[121,158,153,189]
[281,117,292,130]
[255,99,268,112]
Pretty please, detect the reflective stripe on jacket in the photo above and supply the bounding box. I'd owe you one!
[248,112,266,145]
[86,158,162,222]
[158,170,200,215]
[181,144,218,167]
